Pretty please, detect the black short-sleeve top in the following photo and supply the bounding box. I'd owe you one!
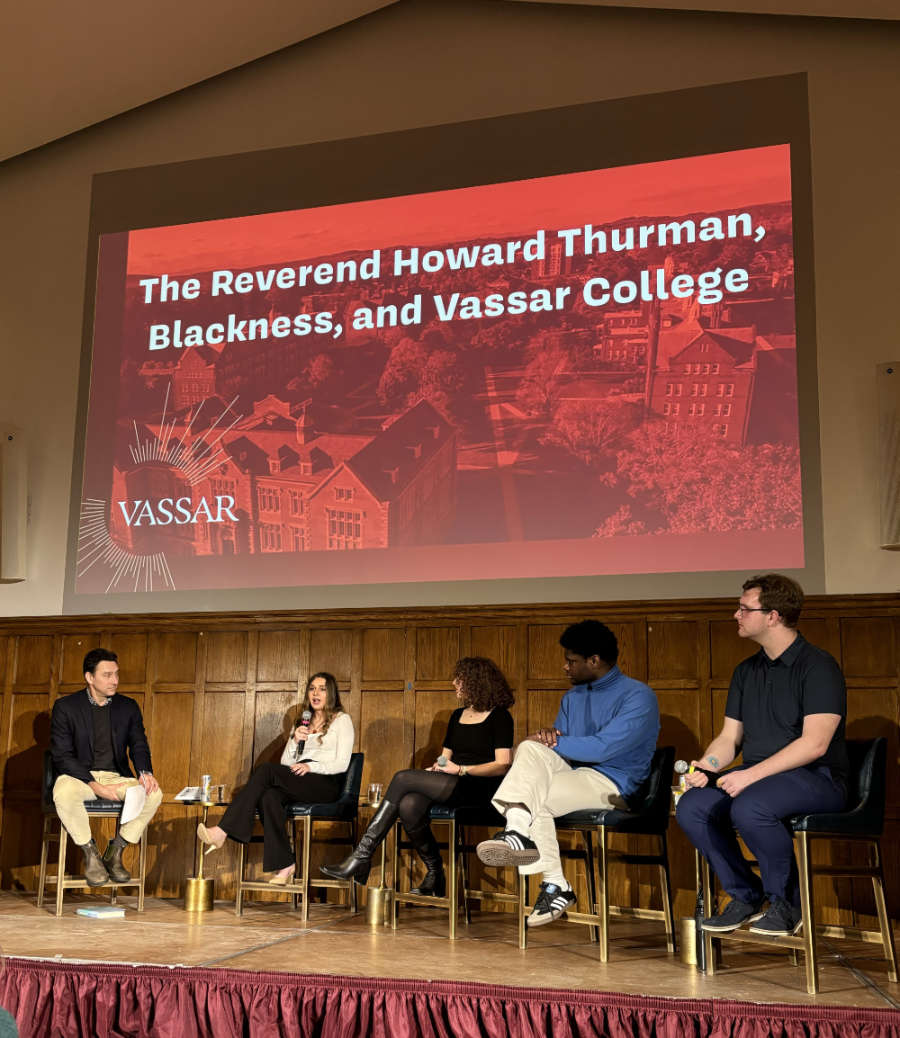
[725,634,848,785]
[443,707,514,767]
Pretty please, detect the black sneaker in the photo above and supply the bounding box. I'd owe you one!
[701,897,765,932]
[748,898,802,936]
[527,882,577,927]
[476,829,540,867]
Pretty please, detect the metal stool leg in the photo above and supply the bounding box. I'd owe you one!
[299,817,312,925]
[796,832,820,995]
[659,833,675,955]
[598,825,609,962]
[390,821,400,929]
[235,842,245,916]
[37,816,51,909]
[56,824,68,918]
[459,825,473,927]
[584,831,599,944]
[447,819,458,940]
[701,858,717,975]
[349,822,359,914]
[870,841,899,982]
[137,831,147,911]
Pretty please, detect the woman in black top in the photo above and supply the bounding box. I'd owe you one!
[321,657,514,895]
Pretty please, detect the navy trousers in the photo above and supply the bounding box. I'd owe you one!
[676,766,845,906]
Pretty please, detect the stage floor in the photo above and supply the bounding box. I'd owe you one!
[1,890,897,1010]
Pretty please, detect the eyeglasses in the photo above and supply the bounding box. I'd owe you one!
[736,604,771,615]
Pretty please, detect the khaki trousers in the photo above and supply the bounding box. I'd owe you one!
[52,771,163,846]
[492,741,627,881]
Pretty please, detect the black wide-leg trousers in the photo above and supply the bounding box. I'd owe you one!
[219,762,340,871]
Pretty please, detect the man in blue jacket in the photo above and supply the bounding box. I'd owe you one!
[50,648,162,887]
[477,620,659,927]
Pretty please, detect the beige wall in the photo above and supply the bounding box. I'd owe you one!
[0,0,898,616]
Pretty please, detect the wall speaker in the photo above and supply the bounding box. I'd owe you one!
[877,363,900,551]
[0,427,27,581]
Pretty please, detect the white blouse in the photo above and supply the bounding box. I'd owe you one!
[279,712,354,775]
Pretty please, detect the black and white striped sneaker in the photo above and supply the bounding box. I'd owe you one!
[527,882,576,927]
[476,829,540,867]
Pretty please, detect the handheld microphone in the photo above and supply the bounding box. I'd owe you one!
[435,755,448,768]
[675,759,721,786]
[295,709,312,757]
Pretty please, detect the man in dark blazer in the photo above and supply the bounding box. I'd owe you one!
[50,648,162,885]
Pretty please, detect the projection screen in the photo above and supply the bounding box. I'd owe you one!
[64,74,822,613]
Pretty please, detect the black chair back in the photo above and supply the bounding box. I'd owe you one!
[553,745,674,833]
[791,737,885,836]
[42,749,55,811]
[289,752,364,820]
[41,748,124,816]
[846,738,884,821]
[616,745,675,833]
[630,745,675,825]
[338,752,365,805]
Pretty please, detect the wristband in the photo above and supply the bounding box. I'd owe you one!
[459,765,468,777]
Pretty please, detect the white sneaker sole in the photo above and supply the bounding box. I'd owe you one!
[701,910,765,932]
[526,908,572,927]
[476,840,540,867]
[747,919,802,936]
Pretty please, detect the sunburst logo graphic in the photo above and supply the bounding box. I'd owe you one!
[77,386,243,592]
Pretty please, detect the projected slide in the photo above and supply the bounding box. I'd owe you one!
[76,144,802,593]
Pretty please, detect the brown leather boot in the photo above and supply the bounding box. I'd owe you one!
[80,840,110,887]
[102,838,131,883]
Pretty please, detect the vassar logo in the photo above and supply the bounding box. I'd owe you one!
[117,496,238,527]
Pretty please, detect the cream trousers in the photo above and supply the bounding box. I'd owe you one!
[52,771,163,846]
[492,740,627,880]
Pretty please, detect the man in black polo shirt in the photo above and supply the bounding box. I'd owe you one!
[676,574,848,936]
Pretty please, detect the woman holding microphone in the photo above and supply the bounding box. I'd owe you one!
[321,657,513,896]
[197,672,353,884]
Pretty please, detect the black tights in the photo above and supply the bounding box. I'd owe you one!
[385,769,457,831]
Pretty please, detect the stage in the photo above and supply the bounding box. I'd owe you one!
[0,890,897,1036]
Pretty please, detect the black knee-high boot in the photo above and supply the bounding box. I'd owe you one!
[320,800,398,884]
[408,822,446,897]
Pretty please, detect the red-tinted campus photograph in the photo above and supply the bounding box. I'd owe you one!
[76,145,802,592]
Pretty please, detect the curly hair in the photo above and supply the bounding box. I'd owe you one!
[452,657,514,712]
[297,671,344,736]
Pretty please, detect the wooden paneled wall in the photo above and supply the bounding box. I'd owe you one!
[0,595,897,925]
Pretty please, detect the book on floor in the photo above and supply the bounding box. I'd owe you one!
[76,905,126,918]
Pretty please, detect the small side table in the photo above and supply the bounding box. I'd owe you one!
[360,799,392,926]
[179,796,228,912]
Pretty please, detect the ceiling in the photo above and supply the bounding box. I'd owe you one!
[2,0,895,164]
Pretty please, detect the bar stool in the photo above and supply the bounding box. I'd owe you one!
[701,737,898,995]
[36,751,148,917]
[392,801,525,940]
[235,752,364,922]
[517,746,676,957]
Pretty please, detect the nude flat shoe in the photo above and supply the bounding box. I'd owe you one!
[268,867,296,886]
[197,823,225,855]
